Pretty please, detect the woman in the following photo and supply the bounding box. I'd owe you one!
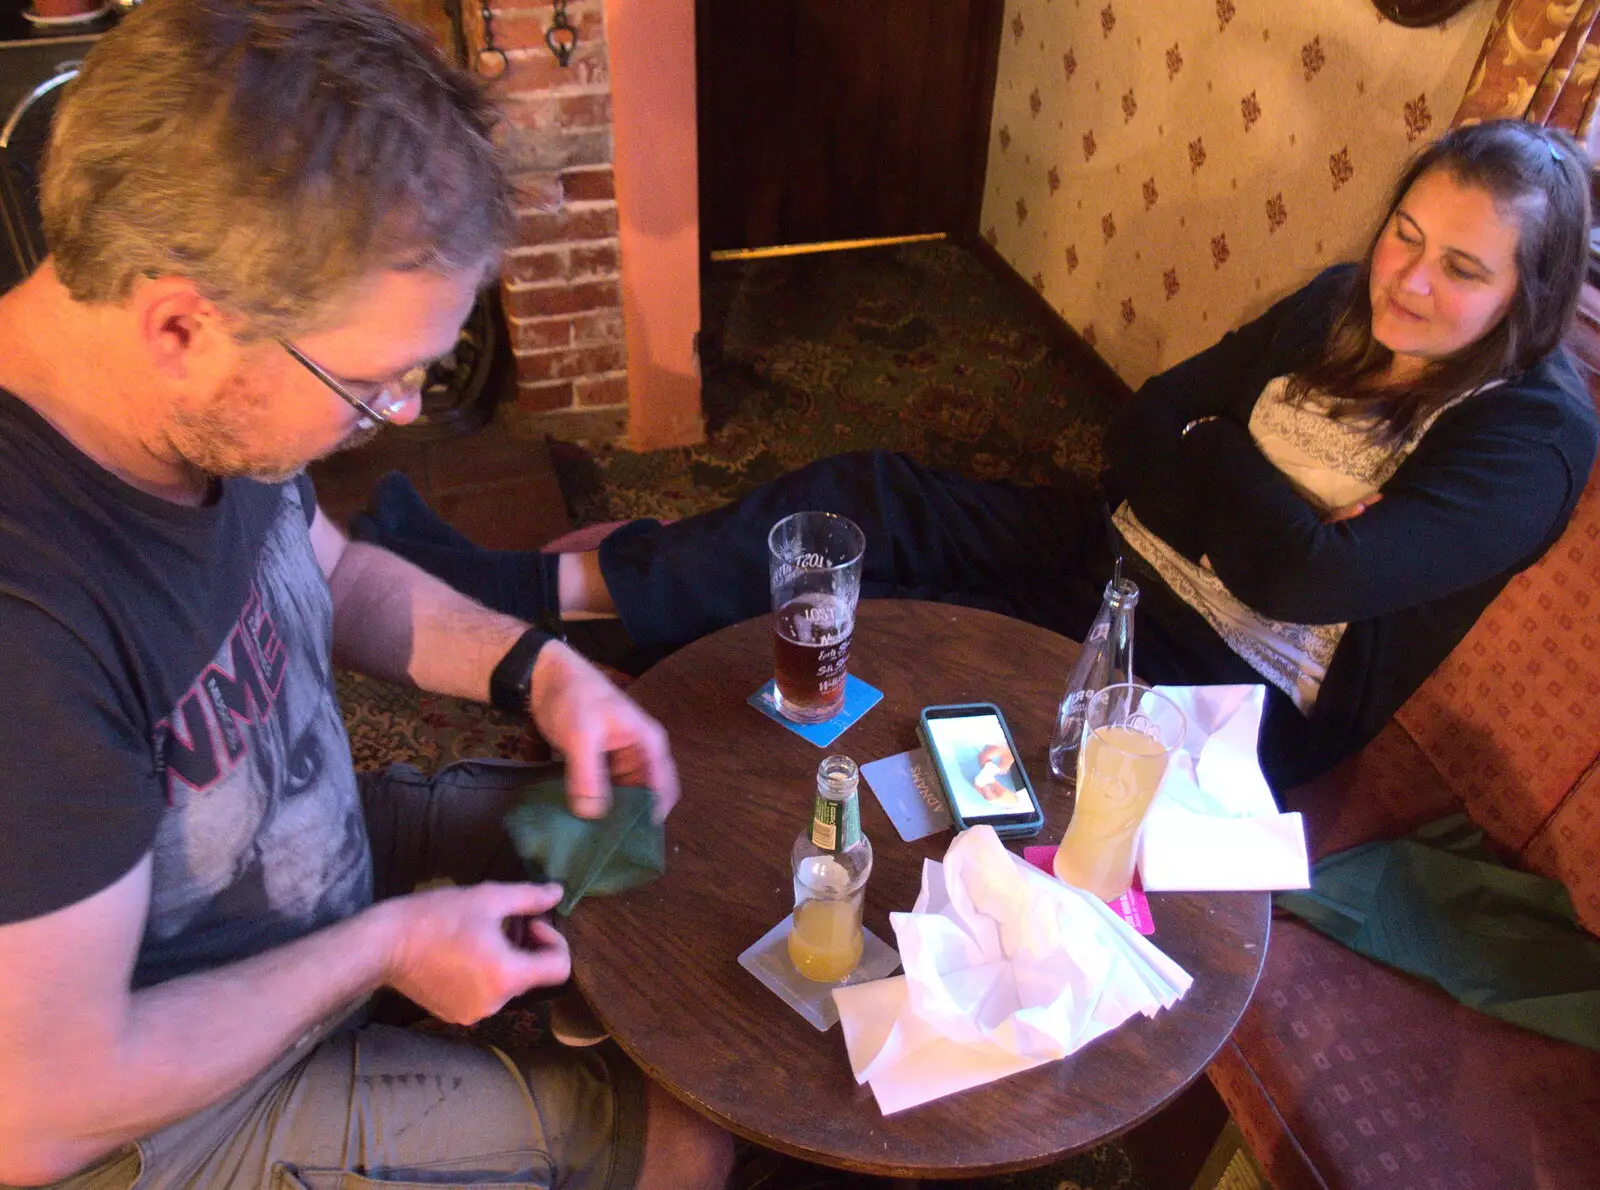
[357,120,1598,792]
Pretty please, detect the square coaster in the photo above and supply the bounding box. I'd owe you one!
[1023,845,1156,935]
[748,674,885,748]
[738,917,901,1031]
[860,747,953,842]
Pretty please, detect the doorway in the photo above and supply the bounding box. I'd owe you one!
[695,0,1005,255]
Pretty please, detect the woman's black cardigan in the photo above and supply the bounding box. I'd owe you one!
[1108,264,1600,778]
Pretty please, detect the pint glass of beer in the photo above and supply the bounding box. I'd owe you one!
[767,512,866,723]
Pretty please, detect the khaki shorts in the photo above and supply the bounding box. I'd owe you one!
[38,760,648,1190]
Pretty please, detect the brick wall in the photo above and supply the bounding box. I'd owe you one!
[466,1,631,442]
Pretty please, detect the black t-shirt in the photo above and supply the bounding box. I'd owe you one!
[0,390,370,988]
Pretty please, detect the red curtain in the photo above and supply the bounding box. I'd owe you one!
[1454,0,1600,153]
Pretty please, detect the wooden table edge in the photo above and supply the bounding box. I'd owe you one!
[579,883,1273,1177]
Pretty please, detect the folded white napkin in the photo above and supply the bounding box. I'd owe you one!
[832,826,1191,1114]
[1136,684,1310,892]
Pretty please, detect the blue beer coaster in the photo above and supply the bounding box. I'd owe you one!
[737,917,901,1032]
[747,675,884,748]
[860,747,954,842]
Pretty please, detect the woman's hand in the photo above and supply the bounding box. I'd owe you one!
[1323,493,1384,523]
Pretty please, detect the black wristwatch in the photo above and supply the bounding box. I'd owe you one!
[489,626,555,717]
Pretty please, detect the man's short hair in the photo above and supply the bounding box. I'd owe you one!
[40,0,512,338]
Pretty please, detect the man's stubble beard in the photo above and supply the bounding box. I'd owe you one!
[167,367,382,483]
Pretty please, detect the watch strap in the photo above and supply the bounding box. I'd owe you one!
[489,626,555,717]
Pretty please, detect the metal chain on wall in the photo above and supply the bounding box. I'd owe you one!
[473,0,578,75]
[546,0,578,67]
[474,0,506,77]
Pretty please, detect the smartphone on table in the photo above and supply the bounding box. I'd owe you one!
[917,702,1044,838]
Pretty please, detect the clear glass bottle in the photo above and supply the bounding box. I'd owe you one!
[787,755,873,983]
[1048,577,1139,782]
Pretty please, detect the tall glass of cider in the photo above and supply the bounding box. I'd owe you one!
[1053,682,1185,900]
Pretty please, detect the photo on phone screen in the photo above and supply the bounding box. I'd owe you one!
[922,708,1039,823]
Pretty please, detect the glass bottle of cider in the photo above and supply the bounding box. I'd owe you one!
[1048,577,1139,782]
[787,755,873,983]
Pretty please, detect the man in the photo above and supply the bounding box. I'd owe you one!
[0,2,731,1187]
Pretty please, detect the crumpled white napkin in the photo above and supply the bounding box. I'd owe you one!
[832,826,1191,1114]
[1136,684,1310,892]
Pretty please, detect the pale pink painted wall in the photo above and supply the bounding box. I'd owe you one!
[603,0,703,449]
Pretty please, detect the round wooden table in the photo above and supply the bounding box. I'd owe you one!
[567,600,1270,1178]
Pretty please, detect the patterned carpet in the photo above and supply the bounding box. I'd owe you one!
[340,242,1150,1190]
[564,241,1115,525]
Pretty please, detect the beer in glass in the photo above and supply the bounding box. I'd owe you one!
[767,511,865,723]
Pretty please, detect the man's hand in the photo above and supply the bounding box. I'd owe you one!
[529,640,680,823]
[319,510,678,820]
[383,882,571,1026]
[0,861,561,1182]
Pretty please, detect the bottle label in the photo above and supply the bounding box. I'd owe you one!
[810,797,839,850]
[839,795,861,850]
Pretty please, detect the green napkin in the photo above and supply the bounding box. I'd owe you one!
[502,777,665,916]
[1276,813,1600,1051]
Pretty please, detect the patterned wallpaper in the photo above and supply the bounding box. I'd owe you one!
[983,0,1500,387]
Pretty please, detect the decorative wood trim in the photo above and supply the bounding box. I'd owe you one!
[710,232,945,262]
[962,232,1135,403]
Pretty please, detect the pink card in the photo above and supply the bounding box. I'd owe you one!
[1022,845,1155,936]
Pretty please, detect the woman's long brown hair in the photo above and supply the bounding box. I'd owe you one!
[1289,121,1591,444]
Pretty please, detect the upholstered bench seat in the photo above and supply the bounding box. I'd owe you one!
[1207,359,1600,1188]
[1211,915,1600,1190]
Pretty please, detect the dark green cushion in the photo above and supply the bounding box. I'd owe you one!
[1276,813,1600,1050]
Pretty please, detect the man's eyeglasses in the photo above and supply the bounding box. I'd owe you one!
[279,338,429,429]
